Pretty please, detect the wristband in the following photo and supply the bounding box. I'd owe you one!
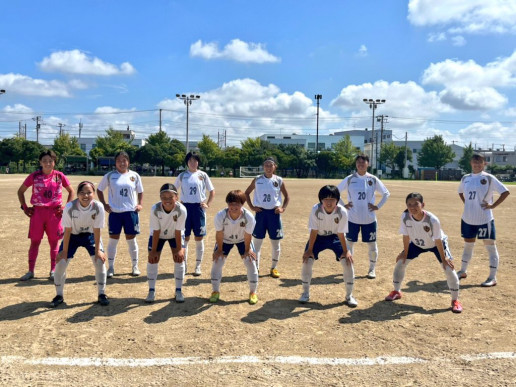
[21,204,28,211]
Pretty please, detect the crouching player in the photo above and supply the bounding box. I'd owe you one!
[50,181,109,307]
[385,192,463,313]
[299,185,357,307]
[145,184,187,303]
[209,190,259,305]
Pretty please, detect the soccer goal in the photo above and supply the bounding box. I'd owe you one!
[239,166,264,178]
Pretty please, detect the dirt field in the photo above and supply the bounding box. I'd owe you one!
[0,175,514,386]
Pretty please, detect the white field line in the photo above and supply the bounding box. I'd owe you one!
[0,353,514,368]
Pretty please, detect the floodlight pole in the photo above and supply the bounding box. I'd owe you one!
[314,94,322,153]
[176,94,200,152]
[363,98,386,172]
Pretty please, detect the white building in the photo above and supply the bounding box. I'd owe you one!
[259,132,364,152]
[78,128,146,156]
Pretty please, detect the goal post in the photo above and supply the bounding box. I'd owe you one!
[239,166,264,178]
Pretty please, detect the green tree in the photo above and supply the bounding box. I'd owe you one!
[394,146,413,176]
[379,142,399,172]
[197,134,221,174]
[89,128,137,165]
[458,143,474,174]
[417,135,455,170]
[240,137,275,166]
[52,133,86,167]
[332,135,359,174]
[135,131,185,175]
[218,146,242,176]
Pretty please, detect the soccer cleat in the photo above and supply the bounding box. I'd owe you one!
[209,292,220,303]
[367,269,376,279]
[20,271,34,281]
[145,290,156,303]
[457,270,467,280]
[50,295,64,308]
[107,267,115,278]
[98,294,110,306]
[49,271,55,281]
[193,266,202,277]
[385,290,402,301]
[249,292,258,305]
[344,295,358,308]
[175,291,185,303]
[270,268,280,278]
[299,292,310,304]
[451,299,463,313]
[481,277,497,287]
[131,266,141,276]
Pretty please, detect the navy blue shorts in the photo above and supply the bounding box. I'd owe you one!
[461,219,496,240]
[346,221,377,242]
[253,208,283,240]
[109,211,140,235]
[215,241,247,256]
[148,236,184,252]
[59,233,103,259]
[183,203,206,237]
[404,240,452,263]
[304,234,344,261]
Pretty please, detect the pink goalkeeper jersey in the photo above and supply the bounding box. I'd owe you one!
[23,170,70,207]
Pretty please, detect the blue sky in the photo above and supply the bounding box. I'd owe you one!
[1,0,516,150]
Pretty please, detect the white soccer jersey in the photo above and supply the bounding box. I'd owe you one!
[149,202,187,240]
[308,203,348,236]
[338,172,390,224]
[174,170,214,203]
[399,210,447,249]
[97,170,144,213]
[252,174,283,209]
[214,207,256,244]
[458,171,509,225]
[62,199,105,235]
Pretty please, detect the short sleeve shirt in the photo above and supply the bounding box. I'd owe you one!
[149,202,187,240]
[214,208,256,244]
[252,174,283,209]
[23,170,71,207]
[97,170,144,213]
[399,210,447,249]
[308,203,349,236]
[62,199,105,235]
[174,170,214,203]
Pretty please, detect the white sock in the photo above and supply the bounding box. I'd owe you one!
[346,240,355,255]
[301,258,314,295]
[175,261,185,290]
[107,238,119,269]
[393,259,409,292]
[147,262,158,290]
[270,239,280,269]
[243,256,259,293]
[444,265,460,301]
[367,242,378,271]
[184,242,189,268]
[485,244,499,279]
[91,256,107,295]
[126,238,139,267]
[461,242,475,272]
[211,257,226,292]
[340,258,355,297]
[54,259,69,297]
[195,240,204,269]
[253,238,264,271]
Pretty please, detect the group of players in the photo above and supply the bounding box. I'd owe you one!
[17,149,509,313]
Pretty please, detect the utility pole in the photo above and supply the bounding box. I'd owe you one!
[79,120,83,139]
[24,123,27,139]
[33,116,41,143]
[314,94,322,153]
[224,129,227,148]
[58,123,65,136]
[19,121,22,137]
[376,114,388,173]
[403,132,409,178]
[159,109,162,132]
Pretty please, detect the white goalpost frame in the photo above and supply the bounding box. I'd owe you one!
[239,166,264,178]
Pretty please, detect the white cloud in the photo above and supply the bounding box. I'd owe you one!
[39,50,136,76]
[439,87,507,110]
[458,122,514,148]
[427,32,447,42]
[357,45,368,57]
[0,73,72,97]
[451,35,466,46]
[408,0,516,35]
[190,39,280,63]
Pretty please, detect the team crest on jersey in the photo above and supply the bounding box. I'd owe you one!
[91,214,96,220]
[423,225,430,232]
[273,181,279,187]
[173,215,178,221]
[368,180,373,186]
[334,217,339,224]
[481,179,487,185]
[130,176,135,182]
[199,175,204,181]
[240,221,246,227]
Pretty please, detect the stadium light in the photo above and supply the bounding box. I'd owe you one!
[0,89,5,95]
[314,94,322,153]
[363,98,386,172]
[176,94,201,152]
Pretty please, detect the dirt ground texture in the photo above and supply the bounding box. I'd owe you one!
[0,175,514,386]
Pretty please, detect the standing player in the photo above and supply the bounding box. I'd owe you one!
[174,151,215,276]
[244,157,289,278]
[209,190,258,305]
[145,184,187,303]
[338,154,389,279]
[50,181,109,307]
[299,185,357,307]
[17,150,74,281]
[384,192,463,313]
[457,153,510,287]
[97,151,144,278]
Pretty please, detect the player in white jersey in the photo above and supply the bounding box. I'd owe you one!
[456,153,510,287]
[299,185,357,307]
[337,154,389,279]
[50,181,109,307]
[97,151,144,278]
[145,183,187,303]
[384,192,463,313]
[174,152,215,277]
[209,190,259,305]
[245,157,290,279]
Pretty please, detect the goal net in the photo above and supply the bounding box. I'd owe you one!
[239,166,264,178]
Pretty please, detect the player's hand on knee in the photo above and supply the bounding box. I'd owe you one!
[148,251,159,264]
[56,251,66,262]
[213,250,224,262]
[442,257,454,270]
[340,251,353,265]
[395,251,407,264]
[96,251,107,263]
[245,250,257,261]
[302,251,314,263]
